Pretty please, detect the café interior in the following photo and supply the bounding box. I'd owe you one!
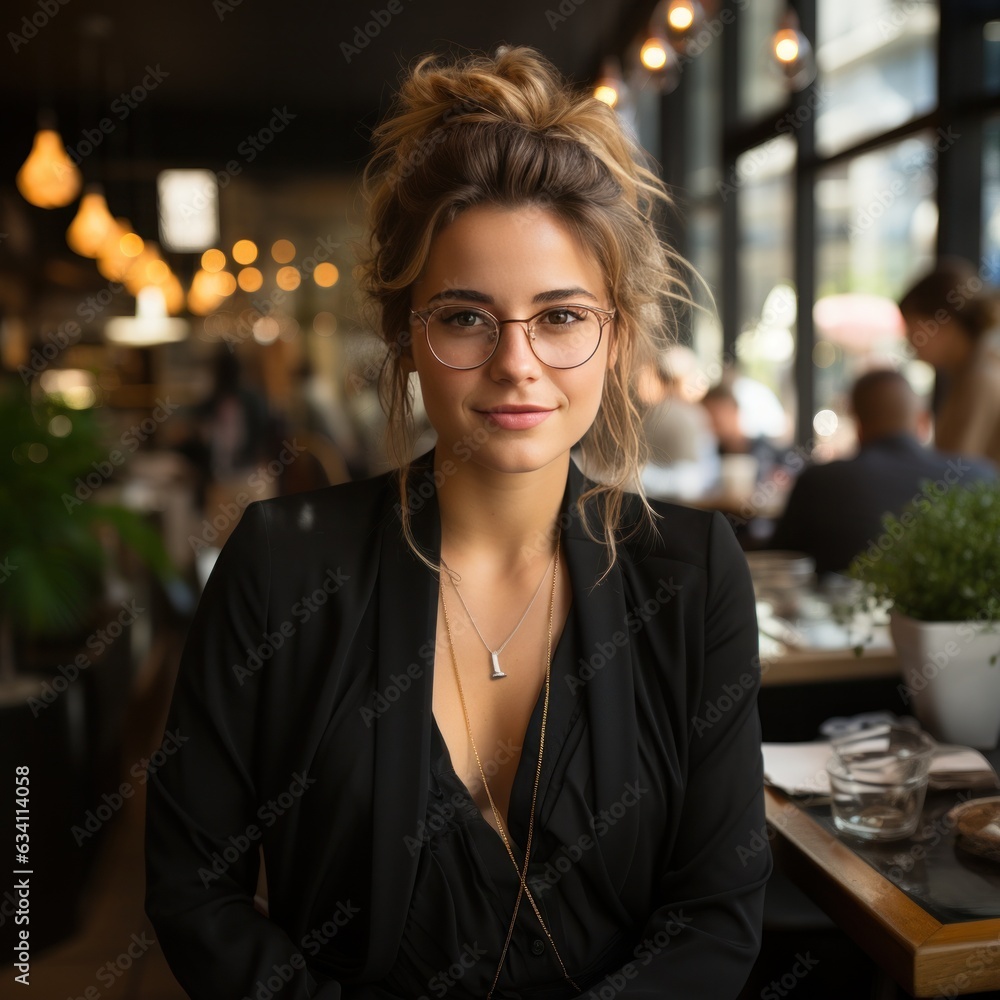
[3,0,1000,997]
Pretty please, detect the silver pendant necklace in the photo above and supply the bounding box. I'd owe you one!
[440,547,558,679]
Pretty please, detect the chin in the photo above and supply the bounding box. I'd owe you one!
[466,439,571,477]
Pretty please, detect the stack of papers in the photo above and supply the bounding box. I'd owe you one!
[762,741,1000,796]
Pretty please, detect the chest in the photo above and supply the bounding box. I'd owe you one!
[430,559,571,837]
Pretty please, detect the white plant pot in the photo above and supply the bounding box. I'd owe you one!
[890,611,1000,750]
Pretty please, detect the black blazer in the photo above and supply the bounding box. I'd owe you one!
[144,452,770,999]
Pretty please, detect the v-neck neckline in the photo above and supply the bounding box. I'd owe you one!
[429,611,573,854]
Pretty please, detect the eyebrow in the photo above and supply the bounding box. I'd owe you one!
[425,286,600,306]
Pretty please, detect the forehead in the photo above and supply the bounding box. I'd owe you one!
[414,204,606,299]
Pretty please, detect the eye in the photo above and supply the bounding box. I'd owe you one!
[539,307,589,326]
[438,307,491,328]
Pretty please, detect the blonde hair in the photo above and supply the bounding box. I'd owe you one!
[356,46,693,570]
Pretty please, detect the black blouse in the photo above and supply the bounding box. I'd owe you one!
[144,453,771,1000]
[381,604,636,1000]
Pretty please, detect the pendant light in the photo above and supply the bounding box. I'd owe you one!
[66,184,117,257]
[771,8,816,91]
[16,114,83,208]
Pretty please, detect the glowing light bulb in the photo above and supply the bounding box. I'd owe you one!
[276,266,300,291]
[313,262,339,287]
[16,125,82,208]
[666,0,695,32]
[594,84,619,107]
[641,38,669,70]
[120,232,145,257]
[233,239,258,265]
[773,29,800,63]
[202,248,226,272]
[66,185,116,257]
[238,267,263,292]
[271,239,296,263]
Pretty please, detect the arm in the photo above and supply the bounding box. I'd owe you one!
[144,502,343,999]
[576,511,771,998]
[935,363,1000,458]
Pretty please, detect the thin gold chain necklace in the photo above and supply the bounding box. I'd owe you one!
[439,539,580,998]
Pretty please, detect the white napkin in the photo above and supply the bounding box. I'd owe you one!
[762,741,1000,796]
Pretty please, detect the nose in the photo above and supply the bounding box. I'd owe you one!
[487,320,542,382]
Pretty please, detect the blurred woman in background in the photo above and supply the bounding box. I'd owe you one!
[900,258,1000,467]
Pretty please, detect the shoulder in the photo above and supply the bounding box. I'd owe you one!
[231,469,398,565]
[619,495,742,577]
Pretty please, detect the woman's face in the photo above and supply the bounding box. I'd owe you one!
[903,310,970,370]
[409,203,615,477]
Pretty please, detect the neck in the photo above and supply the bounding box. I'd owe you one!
[434,451,569,568]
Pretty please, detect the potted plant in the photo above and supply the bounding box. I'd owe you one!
[0,376,174,952]
[849,479,1000,749]
[0,378,173,679]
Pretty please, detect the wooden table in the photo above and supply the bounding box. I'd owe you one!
[760,644,900,687]
[765,786,1000,996]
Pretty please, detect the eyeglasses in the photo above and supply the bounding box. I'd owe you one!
[409,303,616,370]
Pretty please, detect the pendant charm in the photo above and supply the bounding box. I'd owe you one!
[490,651,507,680]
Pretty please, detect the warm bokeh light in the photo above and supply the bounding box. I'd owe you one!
[252,315,280,345]
[123,246,164,295]
[187,267,237,315]
[271,239,296,263]
[237,266,263,292]
[120,232,144,257]
[96,218,132,281]
[313,262,339,287]
[146,259,171,284]
[16,127,82,208]
[593,85,619,107]
[773,29,801,64]
[66,186,116,258]
[276,266,301,291]
[202,248,226,272]
[640,38,669,71]
[313,311,338,336]
[233,239,258,265]
[666,0,695,32]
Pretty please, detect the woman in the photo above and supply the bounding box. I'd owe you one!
[899,258,1000,467]
[144,47,769,999]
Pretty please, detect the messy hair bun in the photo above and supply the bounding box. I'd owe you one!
[356,45,692,569]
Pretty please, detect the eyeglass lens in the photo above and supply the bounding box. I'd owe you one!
[425,306,603,369]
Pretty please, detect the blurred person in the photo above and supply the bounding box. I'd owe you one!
[768,369,997,576]
[639,348,719,498]
[900,258,1000,466]
[702,381,792,487]
[144,46,769,1000]
[172,348,278,506]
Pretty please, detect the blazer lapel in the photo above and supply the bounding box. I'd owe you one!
[561,460,641,895]
[364,458,440,978]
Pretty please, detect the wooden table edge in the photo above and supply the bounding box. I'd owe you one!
[765,787,1000,995]
[760,648,899,686]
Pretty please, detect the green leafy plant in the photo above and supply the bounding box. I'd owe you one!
[848,479,1000,624]
[0,378,173,679]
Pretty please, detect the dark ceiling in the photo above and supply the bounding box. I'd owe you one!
[2,0,653,182]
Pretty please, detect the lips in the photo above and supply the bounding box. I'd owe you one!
[477,405,555,430]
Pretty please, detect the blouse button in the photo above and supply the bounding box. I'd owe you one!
[531,938,545,956]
